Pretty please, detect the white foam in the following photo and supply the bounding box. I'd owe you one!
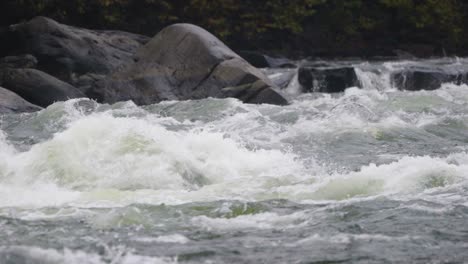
[309,154,468,200]
[134,234,190,244]
[1,112,468,210]
[0,184,80,208]
[0,88,467,212]
[191,211,309,231]
[0,246,176,264]
[285,71,302,95]
[0,131,16,180]
[354,62,397,91]
[290,233,418,246]
[0,111,307,208]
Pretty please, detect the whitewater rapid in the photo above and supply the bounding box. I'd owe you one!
[1,60,468,263]
[1,85,467,208]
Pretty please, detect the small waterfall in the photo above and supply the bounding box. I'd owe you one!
[284,71,302,95]
[285,58,468,94]
[354,64,396,91]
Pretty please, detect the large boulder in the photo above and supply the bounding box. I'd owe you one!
[0,68,84,107]
[298,65,360,93]
[391,69,468,91]
[99,23,288,105]
[1,16,150,82]
[0,87,41,114]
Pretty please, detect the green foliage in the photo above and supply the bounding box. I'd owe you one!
[378,0,462,41]
[303,0,466,55]
[183,0,323,41]
[0,0,467,56]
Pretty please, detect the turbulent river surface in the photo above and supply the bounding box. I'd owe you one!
[1,58,468,263]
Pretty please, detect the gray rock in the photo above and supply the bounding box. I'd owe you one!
[0,87,42,114]
[298,66,360,93]
[73,73,106,101]
[392,69,468,91]
[101,23,287,105]
[221,80,288,105]
[0,54,37,69]
[0,68,84,107]
[4,16,149,81]
[238,51,296,68]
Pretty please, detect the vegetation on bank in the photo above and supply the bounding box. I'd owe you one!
[1,0,467,57]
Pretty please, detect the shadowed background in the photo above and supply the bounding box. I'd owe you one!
[1,0,467,58]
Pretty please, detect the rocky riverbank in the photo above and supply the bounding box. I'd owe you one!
[0,17,287,114]
[2,17,468,115]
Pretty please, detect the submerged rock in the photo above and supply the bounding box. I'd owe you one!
[2,16,149,81]
[392,69,468,91]
[0,87,42,114]
[298,65,360,93]
[0,68,84,107]
[100,23,287,105]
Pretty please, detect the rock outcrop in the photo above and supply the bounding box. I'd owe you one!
[0,18,288,111]
[0,68,84,107]
[391,69,468,91]
[0,87,42,114]
[298,64,360,93]
[1,16,150,82]
[99,23,288,105]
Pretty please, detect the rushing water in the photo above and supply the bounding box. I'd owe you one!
[1,59,468,263]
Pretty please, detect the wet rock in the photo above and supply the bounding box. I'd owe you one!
[0,68,84,107]
[2,16,149,81]
[298,65,360,93]
[391,69,468,91]
[73,73,106,101]
[221,80,288,105]
[101,23,287,105]
[238,51,296,68]
[238,51,270,68]
[0,87,42,114]
[0,54,37,69]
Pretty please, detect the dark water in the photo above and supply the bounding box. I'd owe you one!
[0,58,467,263]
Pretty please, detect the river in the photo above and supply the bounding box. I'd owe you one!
[0,58,467,263]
